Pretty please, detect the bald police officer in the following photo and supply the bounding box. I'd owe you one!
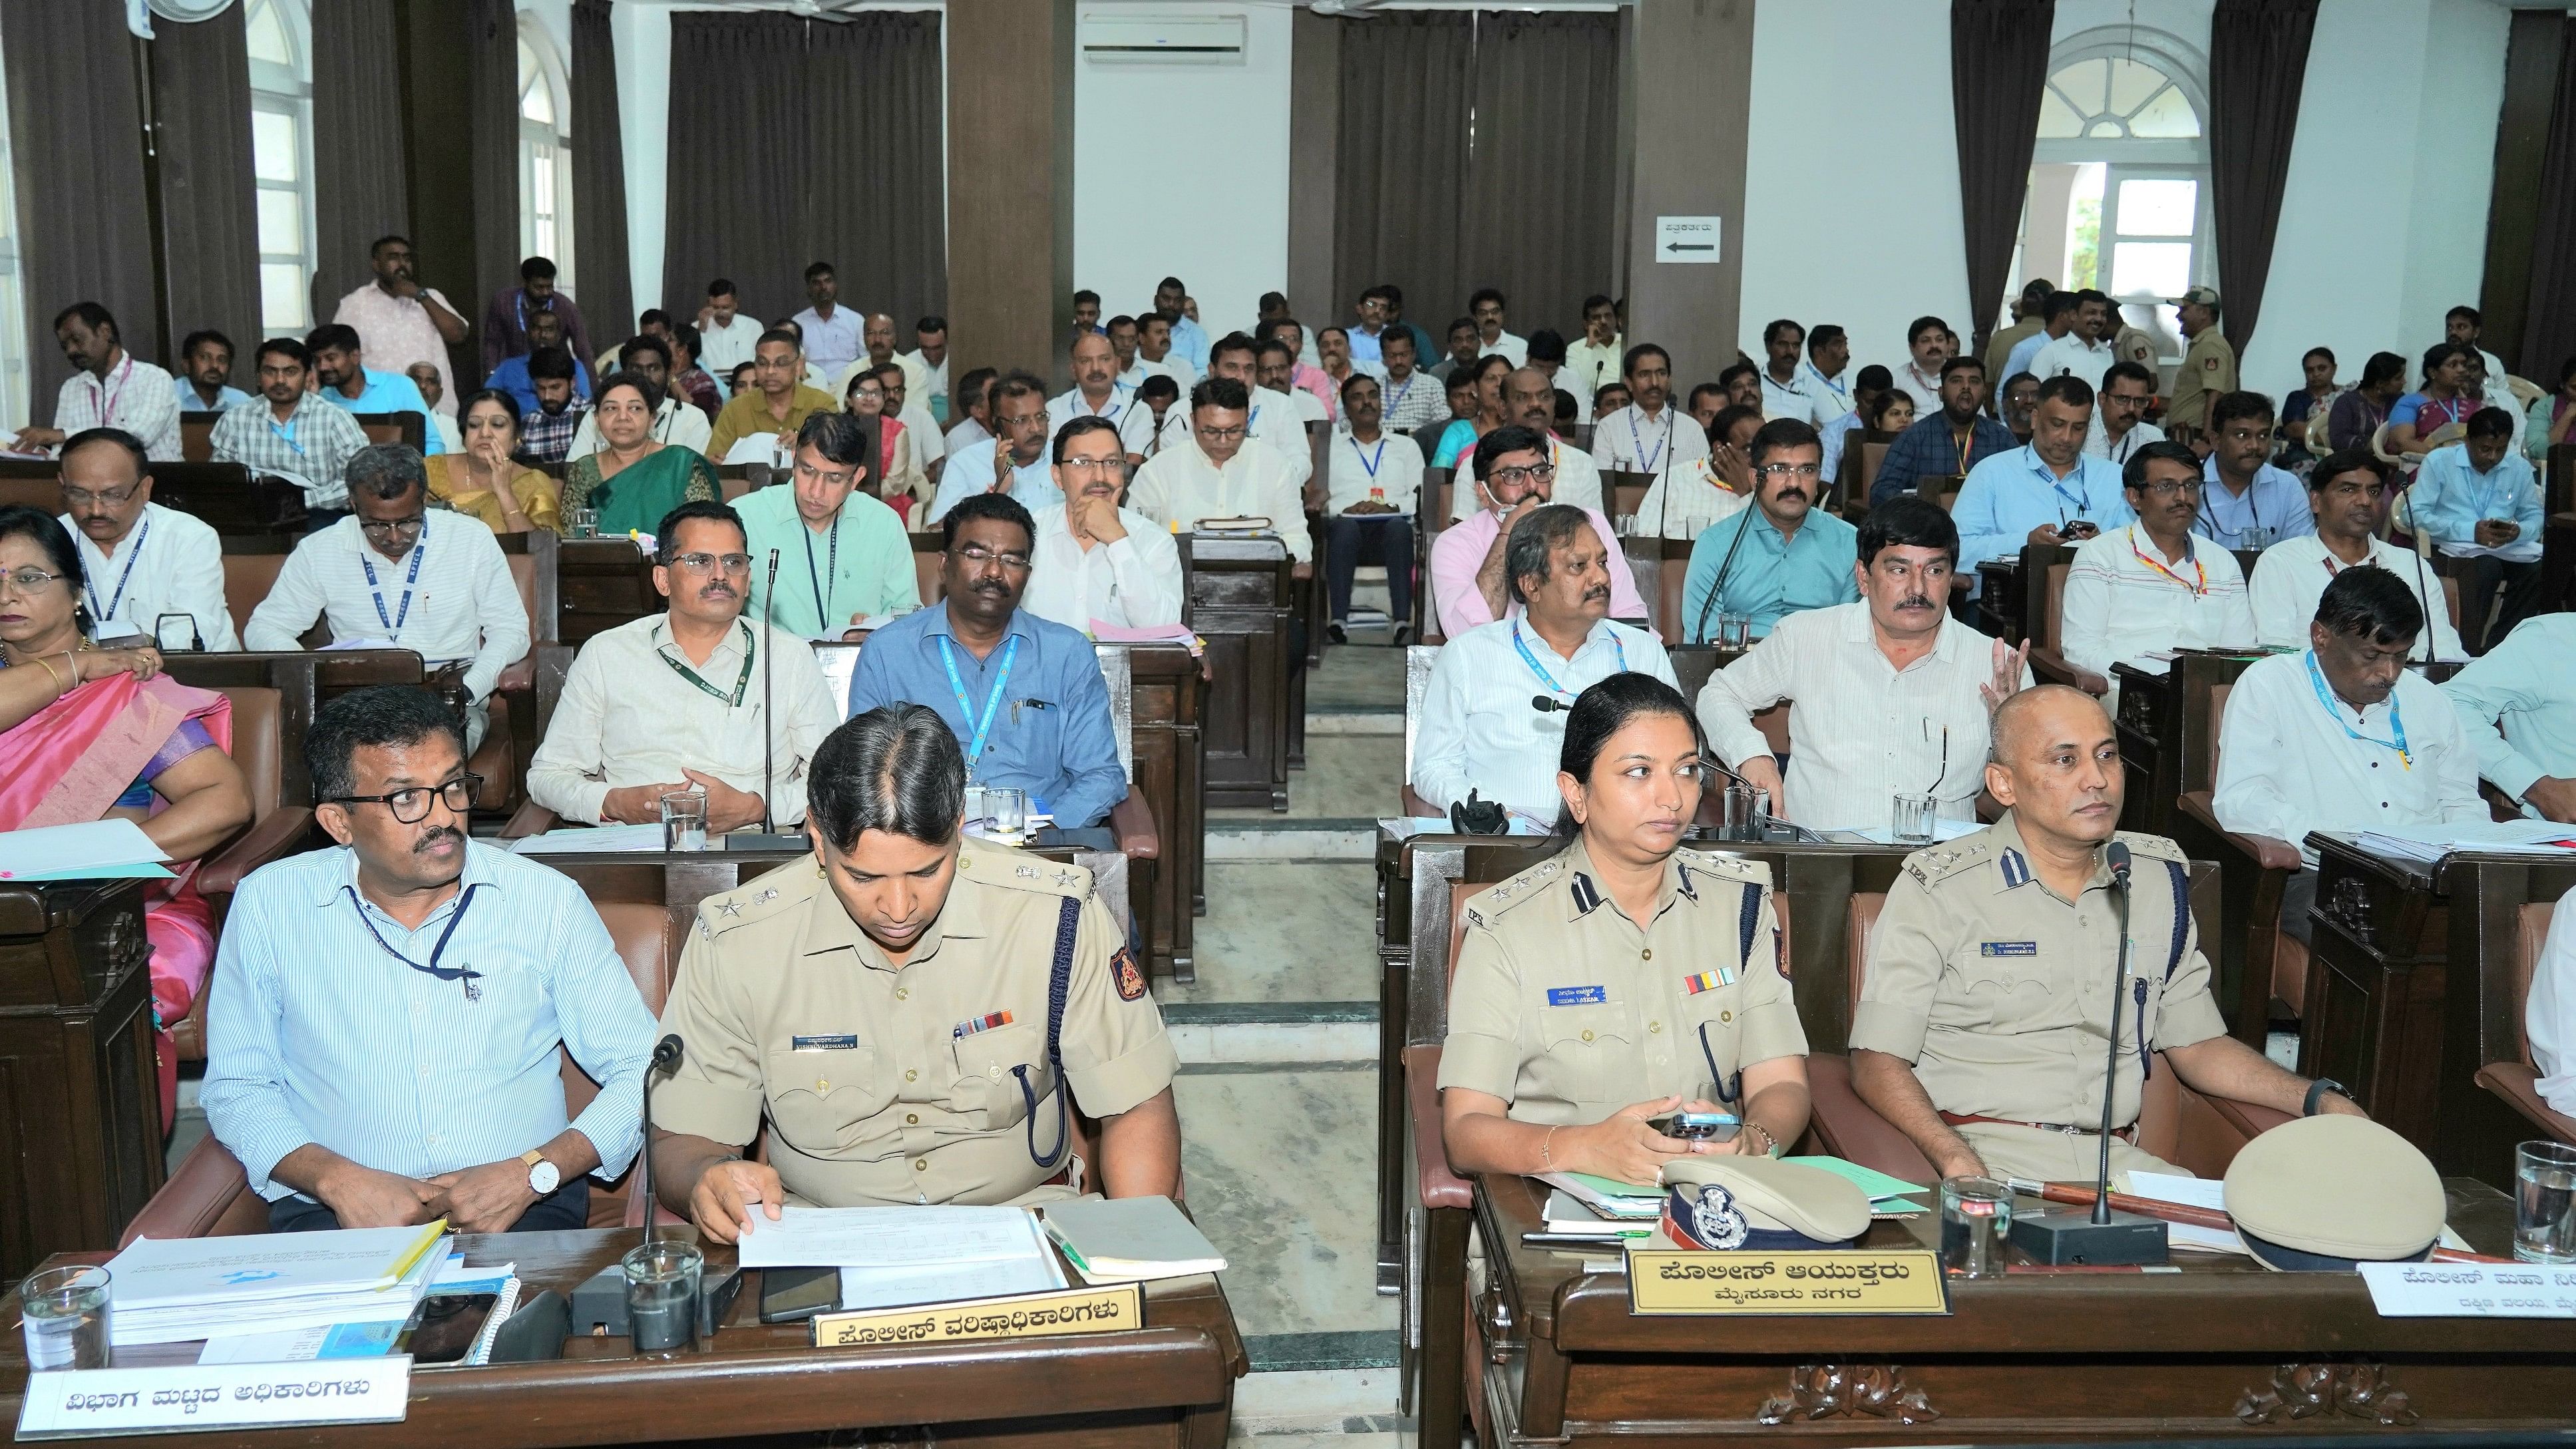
[1849,684,2358,1187]
[1439,674,1811,1183]
[648,704,1180,1240]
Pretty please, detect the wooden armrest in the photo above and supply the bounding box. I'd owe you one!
[2476,1062,2576,1143]
[2177,791,2302,872]
[196,806,316,897]
[1109,786,1159,860]
[1401,1044,1473,1212]
[2028,645,2108,697]
[1803,1053,1937,1185]
[500,799,561,840]
[121,1135,264,1245]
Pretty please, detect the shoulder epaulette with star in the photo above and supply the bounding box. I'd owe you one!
[1461,852,1569,931]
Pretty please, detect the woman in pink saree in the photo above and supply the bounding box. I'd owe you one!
[0,506,250,1130]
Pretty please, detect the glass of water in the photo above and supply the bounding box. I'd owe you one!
[1940,1177,2014,1279]
[1716,613,1752,650]
[1722,783,1770,841]
[2515,1139,2576,1263]
[622,1241,701,1358]
[1891,791,1938,845]
[21,1264,110,1371]
[568,506,599,538]
[962,783,990,835]
[988,786,1028,839]
[659,791,708,852]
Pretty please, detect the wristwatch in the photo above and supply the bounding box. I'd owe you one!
[522,1149,560,1195]
[2302,1078,2348,1118]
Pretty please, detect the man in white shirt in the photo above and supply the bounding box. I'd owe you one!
[1154,334,1312,493]
[11,304,181,461]
[530,499,837,831]
[2525,886,2576,1119]
[1803,324,1853,423]
[1258,339,1327,425]
[1411,503,1677,824]
[895,315,948,416]
[2059,441,2256,706]
[2213,566,2487,941]
[944,367,996,460]
[1129,376,1311,576]
[566,336,713,459]
[1891,315,1953,414]
[1129,314,1198,391]
[695,279,763,375]
[791,263,862,381]
[1563,294,1624,417]
[828,312,902,400]
[1755,319,1837,427]
[2445,616,2576,823]
[1699,497,2031,830]
[244,446,530,751]
[928,371,1059,524]
[2004,290,2075,385]
[1322,373,1421,642]
[876,365,944,495]
[1467,288,1527,367]
[2083,360,2166,463]
[56,427,236,650]
[1046,333,1156,463]
[2028,290,2115,384]
[1454,367,1602,521]
[2249,450,2464,659]
[1023,415,1183,635]
[1636,405,1755,540]
[1592,343,1712,489]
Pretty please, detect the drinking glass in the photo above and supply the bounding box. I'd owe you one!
[989,786,1028,839]
[568,507,600,538]
[2239,524,2275,550]
[2515,1140,2576,1263]
[1721,784,1769,842]
[623,1241,701,1357]
[962,783,990,833]
[1890,791,1938,845]
[1716,613,1752,650]
[659,791,707,853]
[1940,1177,2014,1279]
[20,1265,110,1371]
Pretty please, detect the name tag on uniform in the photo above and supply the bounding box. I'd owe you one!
[1682,968,1736,994]
[1978,942,2039,958]
[1547,986,1608,1007]
[791,1034,860,1051]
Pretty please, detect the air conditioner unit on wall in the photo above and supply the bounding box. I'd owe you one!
[1079,13,1246,65]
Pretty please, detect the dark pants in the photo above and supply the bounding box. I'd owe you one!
[268,1177,592,1233]
[2458,555,2543,655]
[302,507,349,535]
[2280,867,2318,947]
[1324,514,1415,624]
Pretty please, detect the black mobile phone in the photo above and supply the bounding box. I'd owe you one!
[757,1265,842,1324]
[404,1291,498,1366]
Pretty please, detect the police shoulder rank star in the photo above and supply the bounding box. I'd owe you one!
[717,899,742,918]
[1113,944,1147,1002]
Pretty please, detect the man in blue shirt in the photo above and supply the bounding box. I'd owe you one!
[1871,355,2017,505]
[202,686,657,1233]
[2409,405,2545,653]
[306,323,446,454]
[2195,391,2312,550]
[172,328,252,413]
[847,492,1126,828]
[1682,418,1861,641]
[480,308,594,417]
[1950,374,2133,590]
[1154,276,1212,374]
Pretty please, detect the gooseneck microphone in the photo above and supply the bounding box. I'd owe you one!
[640,1034,683,1243]
[759,549,780,834]
[2092,842,2133,1221]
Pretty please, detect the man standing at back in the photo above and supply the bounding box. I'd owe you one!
[793,263,862,382]
[1564,294,1625,417]
[333,236,469,416]
[2028,290,2114,384]
[695,279,763,376]
[480,256,592,375]
[2164,287,2235,446]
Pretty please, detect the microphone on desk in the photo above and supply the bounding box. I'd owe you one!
[2008,840,2171,1265]
[759,549,780,834]
[639,1034,683,1245]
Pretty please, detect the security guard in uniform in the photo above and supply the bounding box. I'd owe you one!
[648,704,1181,1241]
[2163,286,2237,445]
[1849,684,2358,1188]
[1439,672,1811,1185]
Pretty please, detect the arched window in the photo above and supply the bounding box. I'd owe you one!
[2017,29,2211,369]
[246,0,316,332]
[518,21,575,290]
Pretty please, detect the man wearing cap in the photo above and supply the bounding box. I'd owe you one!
[2165,288,2235,445]
[1849,684,2362,1187]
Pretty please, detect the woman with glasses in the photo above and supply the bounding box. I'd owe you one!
[426,389,557,534]
[0,504,250,1128]
[560,373,717,538]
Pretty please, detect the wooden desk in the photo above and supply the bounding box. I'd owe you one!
[1127,644,1206,979]
[0,1227,1246,1448]
[2306,833,2576,1171]
[1463,1173,2574,1448]
[2112,650,2258,841]
[1187,536,1294,811]
[162,650,427,806]
[1972,558,2022,642]
[556,537,661,646]
[0,882,156,1287]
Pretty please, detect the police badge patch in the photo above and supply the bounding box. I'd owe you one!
[1685,1183,1751,1251]
[1113,944,1147,1001]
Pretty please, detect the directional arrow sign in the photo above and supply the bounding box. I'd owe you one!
[1655,216,1722,265]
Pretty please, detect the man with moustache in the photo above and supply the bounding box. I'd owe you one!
[55,427,238,650]
[1023,415,1184,633]
[529,499,842,831]
[1449,367,1602,519]
[1681,419,1860,642]
[1428,425,1646,636]
[202,685,659,1231]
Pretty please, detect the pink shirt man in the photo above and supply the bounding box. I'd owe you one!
[1428,506,1648,638]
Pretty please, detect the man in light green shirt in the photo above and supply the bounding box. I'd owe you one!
[2444,614,2576,823]
[739,412,920,639]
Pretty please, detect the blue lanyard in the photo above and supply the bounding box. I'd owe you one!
[1385,375,1416,416]
[938,633,1021,771]
[803,513,839,628]
[87,515,148,624]
[2044,459,2094,518]
[345,881,485,998]
[2304,650,2410,769]
[1804,363,1847,401]
[267,412,304,456]
[1628,410,1670,473]
[1512,622,1625,698]
[1350,436,1385,480]
[360,526,427,640]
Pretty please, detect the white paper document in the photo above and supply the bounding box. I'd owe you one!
[837,1253,1067,1312]
[0,818,169,881]
[2125,1171,2247,1255]
[508,823,670,855]
[735,1204,1046,1269]
[104,1225,447,1346]
[2361,1261,2576,1317]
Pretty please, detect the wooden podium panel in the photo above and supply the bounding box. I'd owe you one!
[556,536,662,646]
[1187,535,1294,811]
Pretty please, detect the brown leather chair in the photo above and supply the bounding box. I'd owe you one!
[173,685,321,1062]
[2172,680,2308,1040]
[2472,901,2576,1145]
[2027,558,2109,696]
[913,534,945,605]
[464,549,546,815]
[222,553,288,644]
[179,415,217,464]
[1805,893,2291,1185]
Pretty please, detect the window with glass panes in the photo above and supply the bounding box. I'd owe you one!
[246,0,316,333]
[518,27,574,290]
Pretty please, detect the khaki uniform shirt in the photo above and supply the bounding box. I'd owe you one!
[1984,317,2042,387]
[1848,813,2229,1133]
[1437,840,1807,1126]
[707,385,842,465]
[651,843,1178,1207]
[2164,329,2238,434]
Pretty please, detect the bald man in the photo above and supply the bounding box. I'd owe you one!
[833,313,904,399]
[1848,685,2361,1186]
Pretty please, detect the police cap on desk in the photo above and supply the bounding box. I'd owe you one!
[2223,1116,2444,1271]
[1659,1156,1870,1251]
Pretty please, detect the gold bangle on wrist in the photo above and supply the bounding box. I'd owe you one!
[1540,1126,1558,1169]
[30,654,65,694]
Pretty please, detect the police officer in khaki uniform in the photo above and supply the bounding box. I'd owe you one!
[1439,673,1811,1185]
[1849,685,2360,1188]
[648,705,1180,1241]
[2163,286,2237,445]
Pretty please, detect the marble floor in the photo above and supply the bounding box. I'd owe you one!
[1166,861,1380,1006]
[1212,736,1403,824]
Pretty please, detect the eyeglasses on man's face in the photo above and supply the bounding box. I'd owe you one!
[329,774,481,824]
[359,515,427,540]
[671,552,753,576]
[62,481,142,509]
[1489,462,1556,491]
[950,544,1032,572]
[1061,456,1129,479]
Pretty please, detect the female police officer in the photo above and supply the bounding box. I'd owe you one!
[1438,673,1811,1183]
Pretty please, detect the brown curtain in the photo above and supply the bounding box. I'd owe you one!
[1460,11,1620,341]
[310,0,411,321]
[2521,18,2576,393]
[1334,12,1475,338]
[1948,0,2056,354]
[570,0,633,336]
[466,0,520,326]
[150,7,262,383]
[661,11,815,323]
[0,0,156,411]
[2206,0,2317,359]
[805,12,948,331]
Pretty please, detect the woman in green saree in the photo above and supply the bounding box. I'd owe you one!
[560,372,717,536]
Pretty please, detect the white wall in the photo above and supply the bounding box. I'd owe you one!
[1738,0,1968,376]
[1072,2,1294,339]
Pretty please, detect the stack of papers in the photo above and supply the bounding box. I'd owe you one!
[2353,820,2576,865]
[195,1256,513,1366]
[1538,1171,1664,1219]
[1039,1196,1226,1283]
[104,1223,449,1347]
[1785,1156,1930,1217]
[736,1205,1068,1312]
[1543,1191,1655,1238]
[508,823,670,855]
[0,818,172,882]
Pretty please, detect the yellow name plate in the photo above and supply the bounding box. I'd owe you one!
[809,1282,1145,1348]
[1627,1250,1950,1316]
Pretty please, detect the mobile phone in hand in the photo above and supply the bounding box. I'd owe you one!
[1648,1111,1740,1142]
